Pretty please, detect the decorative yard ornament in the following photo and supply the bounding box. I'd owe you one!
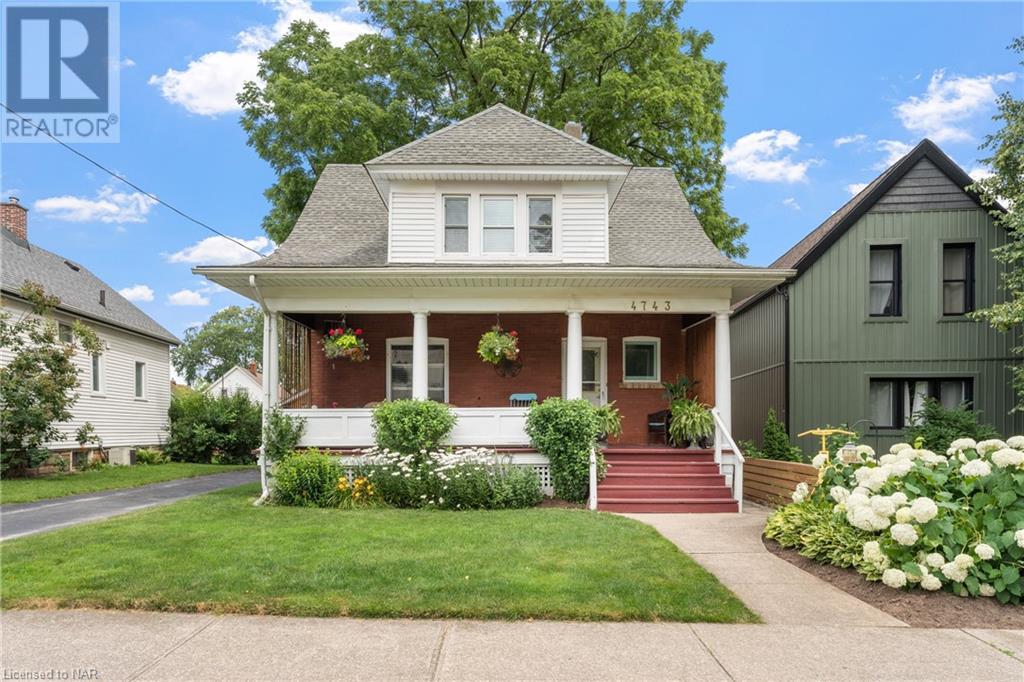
[798,427,855,459]
[321,316,369,362]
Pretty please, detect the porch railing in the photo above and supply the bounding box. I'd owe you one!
[711,407,745,512]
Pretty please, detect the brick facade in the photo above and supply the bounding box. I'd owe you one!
[306,312,713,444]
[1,198,28,240]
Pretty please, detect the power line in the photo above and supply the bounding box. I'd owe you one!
[0,102,266,258]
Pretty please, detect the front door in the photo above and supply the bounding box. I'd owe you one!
[581,341,606,406]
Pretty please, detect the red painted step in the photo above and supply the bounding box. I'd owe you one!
[597,484,730,499]
[598,498,739,513]
[606,461,721,474]
[603,452,714,464]
[601,472,726,486]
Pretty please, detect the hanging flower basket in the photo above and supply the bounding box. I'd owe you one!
[494,357,523,378]
[321,326,369,362]
[477,325,520,365]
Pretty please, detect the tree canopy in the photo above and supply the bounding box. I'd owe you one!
[239,0,747,257]
[172,306,263,386]
[971,37,1024,410]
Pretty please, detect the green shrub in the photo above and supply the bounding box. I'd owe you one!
[371,400,456,456]
[905,398,999,452]
[491,465,543,509]
[526,398,602,503]
[594,401,623,440]
[749,408,803,462]
[765,502,876,573]
[668,398,713,446]
[264,407,306,462]
[135,448,169,465]
[272,448,342,507]
[164,391,261,464]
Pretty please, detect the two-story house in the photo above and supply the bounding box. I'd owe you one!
[1,198,180,466]
[730,139,1023,454]
[196,104,792,511]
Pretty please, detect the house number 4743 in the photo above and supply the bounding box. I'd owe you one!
[630,300,671,312]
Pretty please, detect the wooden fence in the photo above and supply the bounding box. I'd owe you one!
[744,458,820,507]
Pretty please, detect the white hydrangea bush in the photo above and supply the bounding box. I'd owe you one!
[768,435,1024,603]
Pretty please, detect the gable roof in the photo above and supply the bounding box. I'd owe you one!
[367,104,631,167]
[772,139,989,273]
[1,229,180,345]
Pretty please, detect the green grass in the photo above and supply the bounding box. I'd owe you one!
[0,484,757,622]
[0,463,253,504]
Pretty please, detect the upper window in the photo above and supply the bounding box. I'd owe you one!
[58,322,73,343]
[443,196,469,254]
[91,353,102,392]
[481,197,515,253]
[528,197,553,254]
[869,245,902,317]
[387,339,447,402]
[623,337,660,382]
[942,243,975,316]
[868,377,973,428]
[134,361,146,399]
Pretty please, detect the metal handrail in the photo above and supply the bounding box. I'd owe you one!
[711,407,745,512]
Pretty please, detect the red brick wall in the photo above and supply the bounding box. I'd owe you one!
[306,312,692,444]
[1,199,28,240]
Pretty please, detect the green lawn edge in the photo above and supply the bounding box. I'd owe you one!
[0,463,254,505]
[1,483,759,623]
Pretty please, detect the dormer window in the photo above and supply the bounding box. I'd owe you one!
[443,196,469,253]
[529,197,553,254]
[482,196,515,253]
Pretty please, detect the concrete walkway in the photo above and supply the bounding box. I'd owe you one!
[0,469,258,541]
[1,610,1020,681]
[625,505,906,626]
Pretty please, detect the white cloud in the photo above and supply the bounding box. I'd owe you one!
[33,184,157,223]
[722,130,817,183]
[782,197,801,210]
[149,0,372,116]
[118,57,135,69]
[968,166,993,183]
[834,134,866,147]
[168,289,210,306]
[166,235,273,266]
[874,139,913,169]
[119,284,154,302]
[846,182,869,196]
[895,70,1016,143]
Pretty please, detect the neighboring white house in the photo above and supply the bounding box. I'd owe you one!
[1,198,180,464]
[204,363,264,404]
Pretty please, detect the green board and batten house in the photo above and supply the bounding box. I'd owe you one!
[731,139,1023,453]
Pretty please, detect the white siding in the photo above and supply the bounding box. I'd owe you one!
[204,367,263,405]
[388,190,436,263]
[560,193,607,263]
[0,297,173,449]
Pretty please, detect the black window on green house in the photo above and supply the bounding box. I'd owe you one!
[942,243,975,316]
[868,378,973,428]
[869,245,902,316]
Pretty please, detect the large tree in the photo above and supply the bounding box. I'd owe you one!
[971,37,1024,410]
[172,306,263,386]
[239,0,747,257]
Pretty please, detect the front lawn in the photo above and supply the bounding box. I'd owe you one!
[0,463,253,505]
[0,484,757,622]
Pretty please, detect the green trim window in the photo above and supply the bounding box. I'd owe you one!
[443,196,469,254]
[623,337,660,382]
[869,245,902,317]
[942,243,975,316]
[869,377,973,428]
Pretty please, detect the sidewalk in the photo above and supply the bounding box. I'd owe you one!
[1,610,1020,681]
[625,505,904,626]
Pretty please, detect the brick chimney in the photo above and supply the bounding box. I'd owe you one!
[563,121,583,140]
[1,197,28,240]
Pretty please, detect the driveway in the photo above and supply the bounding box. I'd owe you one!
[1,610,1020,681]
[0,469,258,541]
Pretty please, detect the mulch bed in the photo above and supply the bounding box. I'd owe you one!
[538,497,584,509]
[763,536,1024,629]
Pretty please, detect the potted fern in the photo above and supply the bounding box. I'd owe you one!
[594,401,623,444]
[668,398,714,449]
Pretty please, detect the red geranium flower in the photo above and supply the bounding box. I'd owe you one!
[355,328,363,336]
[510,330,518,337]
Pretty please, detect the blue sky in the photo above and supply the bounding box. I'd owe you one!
[2,1,1021,342]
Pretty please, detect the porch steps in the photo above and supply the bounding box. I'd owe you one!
[598,447,737,513]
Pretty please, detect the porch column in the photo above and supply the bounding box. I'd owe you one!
[412,311,430,400]
[714,311,732,432]
[565,310,584,400]
[267,312,280,408]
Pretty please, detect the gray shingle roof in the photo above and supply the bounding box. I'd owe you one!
[1,229,179,344]
[609,168,738,268]
[367,104,631,167]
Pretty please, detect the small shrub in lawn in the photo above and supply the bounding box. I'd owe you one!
[263,407,306,462]
[765,434,1024,603]
[491,465,543,509]
[745,408,804,462]
[165,391,261,464]
[371,400,456,456]
[525,398,603,503]
[135,448,169,465]
[905,398,999,453]
[272,448,342,507]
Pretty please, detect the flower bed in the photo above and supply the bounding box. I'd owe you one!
[765,435,1024,604]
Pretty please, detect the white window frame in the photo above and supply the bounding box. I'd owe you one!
[527,195,555,254]
[480,195,516,255]
[442,194,470,254]
[622,336,661,383]
[134,360,147,400]
[90,352,104,394]
[385,337,449,403]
